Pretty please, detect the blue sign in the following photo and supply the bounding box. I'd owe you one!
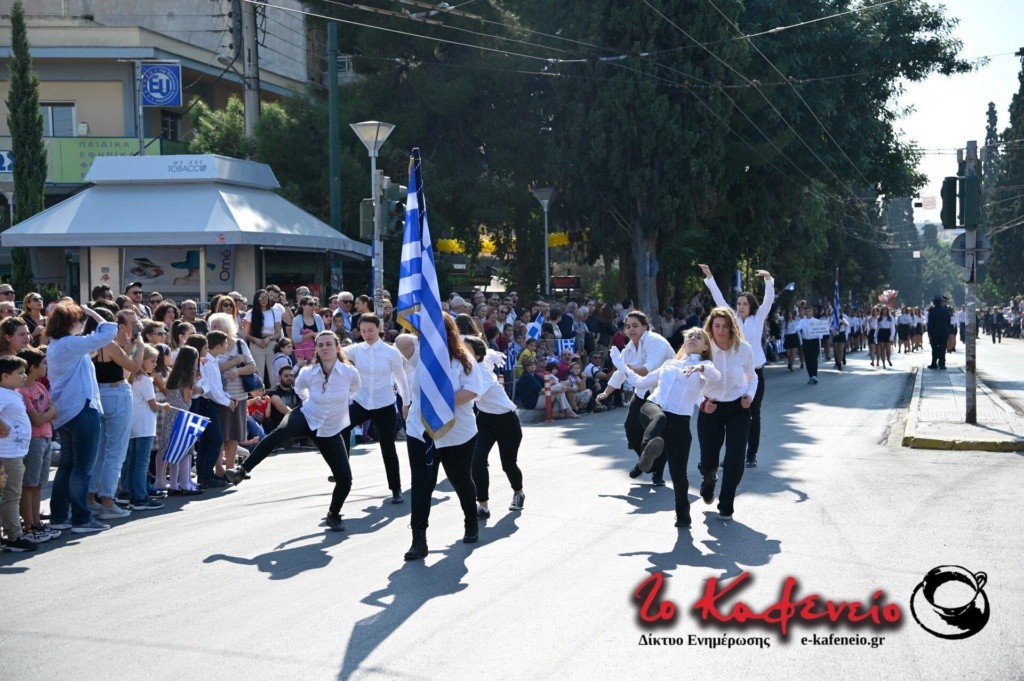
[141,64,182,107]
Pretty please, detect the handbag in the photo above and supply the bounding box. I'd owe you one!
[236,340,265,393]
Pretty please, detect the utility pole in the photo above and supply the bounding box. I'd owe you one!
[327,23,341,231]
[241,0,261,139]
[964,140,979,424]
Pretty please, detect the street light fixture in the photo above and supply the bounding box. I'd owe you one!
[532,187,556,296]
[350,121,395,313]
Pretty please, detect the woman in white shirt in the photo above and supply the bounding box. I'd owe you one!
[225,331,360,532]
[242,289,283,388]
[463,336,525,520]
[876,306,895,368]
[614,327,720,528]
[699,265,774,469]
[697,307,758,521]
[404,314,488,561]
[783,309,802,372]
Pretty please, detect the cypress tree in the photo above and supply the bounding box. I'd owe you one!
[5,0,46,292]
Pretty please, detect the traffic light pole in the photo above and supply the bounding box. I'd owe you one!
[964,140,979,424]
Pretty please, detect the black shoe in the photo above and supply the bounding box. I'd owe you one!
[325,513,345,532]
[745,455,757,468]
[700,471,717,505]
[463,518,479,544]
[328,475,336,483]
[651,475,666,487]
[223,468,246,485]
[628,466,642,479]
[391,491,404,504]
[477,506,491,519]
[675,517,692,529]
[202,478,229,489]
[638,437,664,473]
[927,364,937,369]
[404,530,428,560]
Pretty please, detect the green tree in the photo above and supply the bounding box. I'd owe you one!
[5,0,45,292]
[986,51,1024,300]
[188,96,254,160]
[921,243,962,305]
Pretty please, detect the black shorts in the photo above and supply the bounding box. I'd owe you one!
[783,333,800,350]
[834,332,847,343]
[897,324,910,341]
[877,329,892,344]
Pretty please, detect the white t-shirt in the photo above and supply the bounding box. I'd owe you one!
[0,386,31,459]
[131,375,158,438]
[244,307,281,338]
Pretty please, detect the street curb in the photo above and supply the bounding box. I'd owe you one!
[902,366,1024,451]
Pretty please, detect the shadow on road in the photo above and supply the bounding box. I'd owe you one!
[599,484,676,515]
[337,512,521,680]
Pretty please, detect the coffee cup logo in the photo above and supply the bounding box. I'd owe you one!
[911,565,990,639]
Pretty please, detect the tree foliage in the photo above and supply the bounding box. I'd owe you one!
[5,0,45,291]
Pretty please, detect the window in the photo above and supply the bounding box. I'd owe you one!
[160,110,182,141]
[41,103,76,136]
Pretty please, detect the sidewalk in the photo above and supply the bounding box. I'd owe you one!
[903,363,1024,451]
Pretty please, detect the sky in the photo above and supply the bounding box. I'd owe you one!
[897,0,1022,224]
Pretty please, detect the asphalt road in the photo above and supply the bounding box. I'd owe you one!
[2,343,1021,680]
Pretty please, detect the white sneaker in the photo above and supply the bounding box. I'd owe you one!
[97,504,131,520]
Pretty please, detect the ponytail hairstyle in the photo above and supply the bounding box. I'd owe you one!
[442,313,474,375]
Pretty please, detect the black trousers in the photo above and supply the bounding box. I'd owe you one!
[802,339,820,378]
[193,397,223,484]
[408,435,477,531]
[930,334,948,367]
[747,367,765,458]
[472,410,524,502]
[624,393,648,453]
[697,398,751,516]
[342,400,402,492]
[638,400,669,477]
[242,408,352,515]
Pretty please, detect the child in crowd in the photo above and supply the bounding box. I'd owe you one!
[125,345,170,511]
[0,355,34,551]
[162,345,202,495]
[151,344,172,491]
[273,337,295,379]
[17,348,59,543]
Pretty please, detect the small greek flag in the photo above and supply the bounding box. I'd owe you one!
[556,338,575,355]
[783,281,796,292]
[505,342,520,372]
[162,409,210,464]
[526,313,543,340]
[833,276,841,330]
[396,148,456,442]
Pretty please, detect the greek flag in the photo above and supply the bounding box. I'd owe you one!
[396,148,456,441]
[162,409,210,464]
[505,342,520,372]
[556,338,575,355]
[783,281,796,292]
[527,313,543,340]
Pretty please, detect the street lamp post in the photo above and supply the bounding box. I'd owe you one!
[532,187,556,297]
[350,120,395,314]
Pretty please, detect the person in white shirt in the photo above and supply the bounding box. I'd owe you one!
[613,327,720,529]
[876,306,895,368]
[225,331,360,532]
[696,307,758,522]
[187,332,234,488]
[595,311,676,484]
[699,265,774,468]
[463,336,525,519]
[341,313,410,504]
[242,289,283,388]
[896,306,912,355]
[403,314,488,561]
[796,306,823,383]
[832,308,850,370]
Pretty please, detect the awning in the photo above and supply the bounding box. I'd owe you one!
[1,154,371,257]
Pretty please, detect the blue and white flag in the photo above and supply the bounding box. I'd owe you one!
[783,281,796,292]
[396,148,456,441]
[526,313,543,340]
[505,342,521,372]
[556,338,575,355]
[162,409,210,464]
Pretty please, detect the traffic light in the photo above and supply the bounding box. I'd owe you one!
[961,175,981,228]
[359,198,374,239]
[382,183,408,233]
[940,176,958,229]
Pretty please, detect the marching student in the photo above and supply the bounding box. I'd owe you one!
[340,313,410,504]
[796,306,821,384]
[463,336,526,519]
[696,307,758,522]
[225,331,360,532]
[877,306,895,368]
[403,314,488,561]
[699,265,774,468]
[594,310,675,483]
[612,327,719,528]
[783,309,802,372]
